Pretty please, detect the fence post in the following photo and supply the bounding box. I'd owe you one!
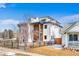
[11,40,13,48]
[4,40,5,47]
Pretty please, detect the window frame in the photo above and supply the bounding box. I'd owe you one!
[44,25,47,29]
[74,34,78,41]
[44,35,47,40]
[69,34,78,41]
[69,34,73,41]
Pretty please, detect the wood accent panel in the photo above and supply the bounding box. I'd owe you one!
[33,24,43,42]
[55,38,62,44]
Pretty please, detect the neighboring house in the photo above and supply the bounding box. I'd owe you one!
[0,29,16,39]
[0,32,3,39]
[62,21,79,48]
[3,29,11,39]
[18,16,62,47]
[13,32,17,38]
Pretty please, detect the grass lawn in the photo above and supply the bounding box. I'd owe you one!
[26,46,79,56]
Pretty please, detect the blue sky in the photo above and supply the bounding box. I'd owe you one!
[0,3,79,31]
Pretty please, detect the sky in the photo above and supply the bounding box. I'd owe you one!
[0,3,79,31]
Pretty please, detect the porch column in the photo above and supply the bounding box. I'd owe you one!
[28,23,32,42]
[28,23,33,48]
[64,33,68,48]
[38,24,41,47]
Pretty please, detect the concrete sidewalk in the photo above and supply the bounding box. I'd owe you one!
[0,47,45,56]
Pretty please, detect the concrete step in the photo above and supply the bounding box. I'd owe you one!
[48,44,64,49]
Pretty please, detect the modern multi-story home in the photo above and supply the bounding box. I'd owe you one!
[18,16,62,48]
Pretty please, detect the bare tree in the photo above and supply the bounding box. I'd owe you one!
[10,24,19,49]
[23,14,35,49]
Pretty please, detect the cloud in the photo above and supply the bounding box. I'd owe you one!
[59,14,79,25]
[0,3,6,8]
[0,19,20,32]
[0,19,19,25]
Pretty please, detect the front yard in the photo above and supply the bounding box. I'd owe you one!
[16,53,30,56]
[26,46,79,56]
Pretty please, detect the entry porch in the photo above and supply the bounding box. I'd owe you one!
[64,32,79,48]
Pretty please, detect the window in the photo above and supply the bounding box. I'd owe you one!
[44,25,47,29]
[69,35,73,41]
[69,34,78,41]
[74,34,78,41]
[44,35,47,40]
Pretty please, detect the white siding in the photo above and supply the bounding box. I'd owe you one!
[50,24,55,41]
[53,25,61,38]
[43,23,50,41]
[43,23,61,41]
[68,25,79,32]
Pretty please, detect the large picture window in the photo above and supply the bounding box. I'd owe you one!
[69,34,78,41]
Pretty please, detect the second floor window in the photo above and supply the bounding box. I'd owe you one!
[44,35,47,40]
[44,25,47,29]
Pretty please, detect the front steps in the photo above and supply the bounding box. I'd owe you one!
[48,44,64,49]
